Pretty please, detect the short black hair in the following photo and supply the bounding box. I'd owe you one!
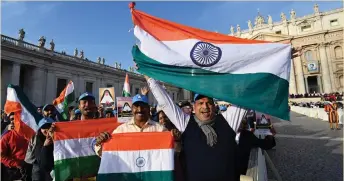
[180,101,192,108]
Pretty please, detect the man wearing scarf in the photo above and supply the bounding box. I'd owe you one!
[145,76,247,181]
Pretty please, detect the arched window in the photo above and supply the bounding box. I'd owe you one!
[334,46,343,59]
[304,50,313,61]
[340,75,343,88]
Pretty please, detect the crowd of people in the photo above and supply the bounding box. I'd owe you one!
[289,92,343,101]
[1,76,277,181]
[289,99,343,130]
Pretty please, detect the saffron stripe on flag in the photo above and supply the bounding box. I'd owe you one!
[132,9,268,44]
[54,118,120,141]
[103,132,174,151]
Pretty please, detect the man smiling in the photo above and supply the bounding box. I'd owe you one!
[145,75,247,181]
[94,87,166,156]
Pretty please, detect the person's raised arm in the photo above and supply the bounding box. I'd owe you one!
[145,76,190,132]
[222,105,247,132]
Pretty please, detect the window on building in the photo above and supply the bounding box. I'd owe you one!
[330,19,339,26]
[304,50,314,61]
[85,82,93,93]
[173,93,175,101]
[57,78,67,97]
[130,84,133,95]
[106,84,112,88]
[135,88,139,95]
[334,46,343,59]
[301,25,312,32]
[275,30,281,34]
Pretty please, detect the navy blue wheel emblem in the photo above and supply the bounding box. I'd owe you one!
[190,42,222,67]
[136,157,146,167]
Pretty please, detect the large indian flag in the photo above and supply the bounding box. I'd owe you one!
[53,80,75,120]
[97,132,174,181]
[130,5,291,120]
[4,84,43,140]
[53,118,121,181]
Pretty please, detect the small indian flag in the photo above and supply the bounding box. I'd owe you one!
[4,84,43,140]
[130,4,291,120]
[53,81,75,120]
[97,132,174,181]
[53,118,121,181]
[122,73,131,97]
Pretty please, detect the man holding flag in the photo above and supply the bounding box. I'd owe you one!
[128,2,301,180]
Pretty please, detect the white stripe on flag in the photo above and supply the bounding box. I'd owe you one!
[98,149,174,173]
[54,137,96,161]
[134,26,291,81]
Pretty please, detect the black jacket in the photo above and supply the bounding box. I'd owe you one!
[237,130,276,175]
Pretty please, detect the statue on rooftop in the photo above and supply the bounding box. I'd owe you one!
[102,58,105,64]
[268,15,273,25]
[290,9,296,20]
[74,48,78,57]
[236,24,241,34]
[38,36,46,48]
[314,4,319,14]
[18,29,25,41]
[118,63,121,69]
[248,20,253,30]
[97,57,101,64]
[50,39,55,51]
[80,50,84,59]
[280,12,287,22]
[230,26,234,35]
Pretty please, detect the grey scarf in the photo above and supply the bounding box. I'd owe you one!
[194,116,217,147]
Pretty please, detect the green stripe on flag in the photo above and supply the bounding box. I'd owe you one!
[61,91,75,120]
[54,155,100,181]
[97,171,174,181]
[132,45,289,120]
[122,91,131,97]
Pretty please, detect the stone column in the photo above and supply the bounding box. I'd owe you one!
[11,63,21,85]
[319,44,332,93]
[304,76,309,93]
[31,67,46,106]
[45,70,56,105]
[289,59,297,94]
[317,75,323,93]
[293,56,306,94]
[325,45,336,92]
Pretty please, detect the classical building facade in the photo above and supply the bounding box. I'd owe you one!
[229,4,343,94]
[1,33,192,108]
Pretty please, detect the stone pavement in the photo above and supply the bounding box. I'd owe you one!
[266,112,343,181]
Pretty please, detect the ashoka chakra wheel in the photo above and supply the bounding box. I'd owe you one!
[190,42,222,67]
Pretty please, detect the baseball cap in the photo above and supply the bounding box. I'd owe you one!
[74,109,81,114]
[132,94,148,105]
[78,92,95,101]
[38,117,54,129]
[194,93,213,102]
[219,105,227,111]
[42,104,55,112]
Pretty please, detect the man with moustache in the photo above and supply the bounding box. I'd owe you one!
[94,87,166,157]
[78,93,98,120]
[144,75,247,181]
